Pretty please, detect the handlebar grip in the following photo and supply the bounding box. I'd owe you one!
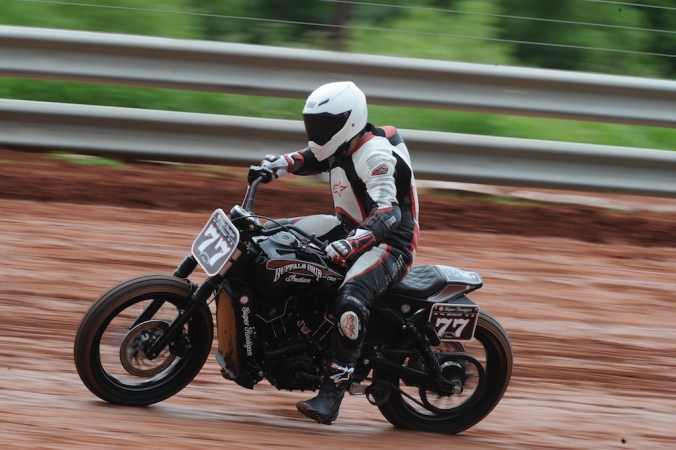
[243,165,273,212]
[247,165,273,185]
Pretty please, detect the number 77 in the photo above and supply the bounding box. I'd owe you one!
[197,224,220,252]
[435,318,470,338]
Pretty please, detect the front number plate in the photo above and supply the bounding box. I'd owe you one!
[191,209,240,276]
[429,303,480,342]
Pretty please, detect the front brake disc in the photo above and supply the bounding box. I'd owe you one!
[119,320,175,377]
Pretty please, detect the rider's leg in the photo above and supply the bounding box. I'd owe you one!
[296,245,411,424]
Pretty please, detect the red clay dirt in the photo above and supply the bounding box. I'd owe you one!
[1,148,675,449]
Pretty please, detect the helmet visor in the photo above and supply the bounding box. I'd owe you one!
[302,111,351,146]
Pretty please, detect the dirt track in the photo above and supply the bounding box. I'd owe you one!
[1,149,675,449]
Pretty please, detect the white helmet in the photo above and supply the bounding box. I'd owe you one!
[302,81,368,161]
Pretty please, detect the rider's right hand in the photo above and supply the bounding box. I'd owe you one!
[261,154,291,179]
[248,165,274,184]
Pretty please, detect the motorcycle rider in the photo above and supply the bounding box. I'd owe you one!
[260,81,419,425]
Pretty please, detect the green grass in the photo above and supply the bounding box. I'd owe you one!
[368,104,676,151]
[2,79,673,151]
[47,152,128,168]
[427,189,546,207]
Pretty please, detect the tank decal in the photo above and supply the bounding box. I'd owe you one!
[266,259,343,284]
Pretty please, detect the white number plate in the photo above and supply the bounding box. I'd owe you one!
[429,303,479,342]
[191,209,240,276]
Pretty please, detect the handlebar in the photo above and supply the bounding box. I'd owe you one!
[243,165,274,212]
[242,165,333,261]
[284,226,329,251]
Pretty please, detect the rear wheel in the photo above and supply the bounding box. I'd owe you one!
[74,275,213,406]
[374,311,512,434]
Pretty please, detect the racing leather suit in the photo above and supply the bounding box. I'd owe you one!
[275,123,419,364]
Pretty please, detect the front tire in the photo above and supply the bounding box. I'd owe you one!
[74,275,213,406]
[375,311,513,434]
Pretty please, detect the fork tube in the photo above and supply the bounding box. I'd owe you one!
[173,255,197,278]
[145,274,223,360]
[129,255,198,329]
[130,299,166,329]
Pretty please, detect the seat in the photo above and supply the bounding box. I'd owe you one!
[389,265,447,298]
[390,265,483,300]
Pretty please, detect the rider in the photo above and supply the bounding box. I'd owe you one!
[260,81,419,425]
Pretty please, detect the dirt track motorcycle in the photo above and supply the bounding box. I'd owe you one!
[74,165,513,434]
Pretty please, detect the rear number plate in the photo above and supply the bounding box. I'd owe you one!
[429,303,479,341]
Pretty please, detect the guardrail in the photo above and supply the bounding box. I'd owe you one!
[2,99,675,197]
[1,26,675,127]
[0,26,675,197]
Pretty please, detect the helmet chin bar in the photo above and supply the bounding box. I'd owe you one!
[308,128,366,161]
[334,140,351,157]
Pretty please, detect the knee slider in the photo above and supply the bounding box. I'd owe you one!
[336,294,369,345]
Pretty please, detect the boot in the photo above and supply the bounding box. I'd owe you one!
[296,359,354,424]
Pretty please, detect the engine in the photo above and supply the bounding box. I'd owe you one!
[254,293,336,391]
[242,230,344,390]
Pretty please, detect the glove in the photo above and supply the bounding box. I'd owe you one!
[325,229,376,266]
[261,154,291,179]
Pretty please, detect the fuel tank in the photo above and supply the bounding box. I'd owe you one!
[253,231,344,292]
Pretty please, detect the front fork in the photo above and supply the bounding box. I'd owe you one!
[130,255,199,330]
[132,254,221,360]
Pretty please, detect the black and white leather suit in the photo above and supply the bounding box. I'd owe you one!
[272,123,419,364]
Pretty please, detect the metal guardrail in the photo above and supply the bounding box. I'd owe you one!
[2,99,675,197]
[0,27,674,197]
[1,26,676,127]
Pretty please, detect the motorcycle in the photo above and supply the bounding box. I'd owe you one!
[74,165,513,434]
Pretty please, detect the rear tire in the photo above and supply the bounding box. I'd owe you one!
[375,311,512,434]
[74,275,213,406]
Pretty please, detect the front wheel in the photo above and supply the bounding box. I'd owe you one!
[74,275,214,406]
[374,311,513,434]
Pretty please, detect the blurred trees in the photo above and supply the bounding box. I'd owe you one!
[0,0,197,38]
[500,0,676,77]
[183,0,675,78]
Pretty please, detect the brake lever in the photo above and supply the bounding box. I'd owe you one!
[302,233,327,252]
[307,233,328,250]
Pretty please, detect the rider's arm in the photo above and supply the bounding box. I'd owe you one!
[358,150,401,242]
[261,148,328,178]
[291,148,330,176]
[325,149,401,265]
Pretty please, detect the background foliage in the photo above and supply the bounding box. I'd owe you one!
[0,0,674,150]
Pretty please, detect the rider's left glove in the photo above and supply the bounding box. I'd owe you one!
[261,154,292,179]
[325,229,376,266]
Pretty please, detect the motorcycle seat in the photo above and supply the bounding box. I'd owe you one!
[390,265,483,299]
